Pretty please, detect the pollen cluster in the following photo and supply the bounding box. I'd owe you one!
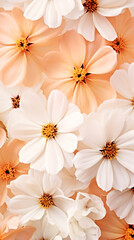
[11,95,20,108]
[125,226,134,240]
[101,142,119,160]
[109,37,125,54]
[41,123,58,139]
[38,193,54,209]
[83,0,98,13]
[0,164,16,180]
[73,65,89,83]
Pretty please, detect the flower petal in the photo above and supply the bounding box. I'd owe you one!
[0,128,6,148]
[57,112,83,132]
[54,0,75,15]
[44,0,62,28]
[116,149,134,172]
[24,0,48,21]
[78,13,95,41]
[56,133,77,153]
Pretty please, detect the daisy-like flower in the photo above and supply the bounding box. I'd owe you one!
[65,0,134,41]
[8,170,73,237]
[42,31,116,114]
[106,10,134,66]
[99,62,134,118]
[97,204,134,240]
[0,7,62,87]
[0,213,35,240]
[107,186,134,224]
[74,110,134,192]
[0,139,29,206]
[5,0,83,28]
[67,192,106,240]
[8,89,83,174]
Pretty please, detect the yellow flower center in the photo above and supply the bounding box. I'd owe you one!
[38,193,54,209]
[109,37,126,54]
[131,98,134,106]
[100,142,119,160]
[11,95,20,108]
[73,65,89,83]
[0,164,16,180]
[125,226,134,240]
[16,37,32,51]
[83,0,98,12]
[41,123,57,139]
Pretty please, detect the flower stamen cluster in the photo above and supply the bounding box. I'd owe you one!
[41,123,58,139]
[0,164,16,180]
[109,37,126,54]
[11,95,20,108]
[83,0,99,13]
[38,193,54,209]
[125,225,134,240]
[100,142,119,160]
[16,37,32,51]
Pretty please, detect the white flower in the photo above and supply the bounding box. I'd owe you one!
[98,62,134,118]
[74,110,134,192]
[65,0,133,41]
[7,89,83,174]
[8,170,73,237]
[67,192,105,240]
[107,186,134,224]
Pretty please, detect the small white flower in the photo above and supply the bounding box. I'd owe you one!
[7,89,83,174]
[74,110,134,192]
[67,192,105,240]
[8,170,73,237]
[65,0,133,41]
[107,186,134,224]
[98,62,134,118]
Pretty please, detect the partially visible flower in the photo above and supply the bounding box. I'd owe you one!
[74,110,134,192]
[0,213,35,240]
[0,121,6,148]
[67,192,106,240]
[98,62,134,118]
[64,0,133,41]
[42,31,116,114]
[107,187,134,224]
[106,10,134,66]
[8,89,83,174]
[8,170,73,237]
[0,7,62,87]
[97,204,134,240]
[0,139,29,206]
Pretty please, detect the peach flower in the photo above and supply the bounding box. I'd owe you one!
[0,213,35,240]
[0,7,62,87]
[97,205,134,240]
[106,10,134,67]
[42,31,116,113]
[0,139,29,206]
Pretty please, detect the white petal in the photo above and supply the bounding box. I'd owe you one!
[110,69,133,99]
[47,90,67,124]
[45,140,64,174]
[117,150,134,172]
[93,12,117,41]
[97,6,126,17]
[96,159,113,191]
[47,206,68,233]
[98,99,131,114]
[54,0,75,16]
[21,206,44,224]
[21,89,47,125]
[43,173,61,194]
[0,86,12,112]
[112,160,130,190]
[78,13,95,42]
[58,112,83,133]
[56,133,77,153]
[54,195,73,212]
[66,0,84,20]
[128,62,134,95]
[44,0,62,28]
[19,137,46,164]
[116,130,134,149]
[24,0,48,20]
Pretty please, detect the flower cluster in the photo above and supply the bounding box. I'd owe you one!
[0,0,133,239]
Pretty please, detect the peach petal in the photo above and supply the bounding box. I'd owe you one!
[59,30,86,67]
[0,12,20,44]
[86,46,117,74]
[3,226,36,240]
[0,180,7,206]
[43,51,73,78]
[0,51,27,87]
[73,83,98,113]
[0,128,6,149]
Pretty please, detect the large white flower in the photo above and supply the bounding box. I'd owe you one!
[5,0,83,28]
[67,192,106,240]
[8,170,73,237]
[7,89,83,174]
[74,110,134,192]
[65,0,134,41]
[98,62,134,118]
[107,186,134,224]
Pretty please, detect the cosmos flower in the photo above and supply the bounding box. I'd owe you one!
[0,7,62,87]
[0,139,29,206]
[42,31,116,114]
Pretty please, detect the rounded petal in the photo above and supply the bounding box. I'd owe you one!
[44,0,62,28]
[87,46,117,74]
[96,159,113,191]
[58,111,83,132]
[78,13,95,41]
[116,149,134,172]
[54,0,75,15]
[56,133,77,152]
[24,0,48,21]
[0,128,6,148]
